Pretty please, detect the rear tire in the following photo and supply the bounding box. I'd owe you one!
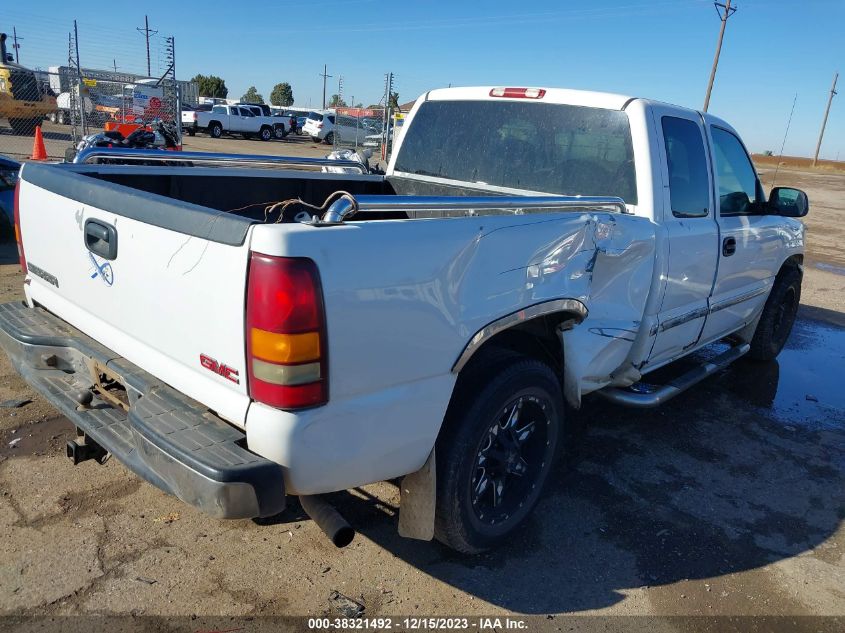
[209,122,223,138]
[434,351,563,554]
[274,125,285,139]
[324,132,334,145]
[748,267,802,361]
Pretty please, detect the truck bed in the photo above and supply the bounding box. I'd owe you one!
[50,164,520,224]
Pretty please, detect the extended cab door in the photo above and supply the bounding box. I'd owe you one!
[228,107,246,133]
[697,122,780,343]
[239,107,260,133]
[646,106,719,367]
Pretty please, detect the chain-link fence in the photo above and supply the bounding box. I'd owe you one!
[333,107,386,153]
[1,14,191,161]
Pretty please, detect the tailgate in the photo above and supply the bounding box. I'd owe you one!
[17,163,255,426]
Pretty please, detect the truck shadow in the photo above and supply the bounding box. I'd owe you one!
[326,309,845,613]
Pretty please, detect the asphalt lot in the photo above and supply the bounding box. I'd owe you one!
[0,148,841,622]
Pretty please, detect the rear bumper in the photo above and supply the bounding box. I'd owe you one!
[0,301,285,519]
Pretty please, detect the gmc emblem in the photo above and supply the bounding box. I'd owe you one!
[199,354,240,384]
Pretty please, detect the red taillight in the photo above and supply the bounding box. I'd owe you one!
[316,122,323,129]
[489,87,546,99]
[13,180,26,273]
[246,254,328,409]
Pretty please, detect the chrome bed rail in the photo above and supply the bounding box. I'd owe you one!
[320,194,629,224]
[73,148,369,174]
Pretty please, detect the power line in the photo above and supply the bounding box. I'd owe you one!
[136,15,157,77]
[771,93,797,189]
[813,71,838,167]
[703,0,737,112]
[319,64,333,109]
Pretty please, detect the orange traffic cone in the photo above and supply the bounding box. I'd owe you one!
[30,125,47,161]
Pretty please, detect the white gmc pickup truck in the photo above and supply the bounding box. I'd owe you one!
[2,86,809,553]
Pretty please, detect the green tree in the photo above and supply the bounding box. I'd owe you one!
[328,94,347,107]
[388,91,400,110]
[241,86,264,104]
[192,74,228,99]
[270,82,294,107]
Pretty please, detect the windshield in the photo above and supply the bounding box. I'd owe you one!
[394,100,637,204]
[307,112,323,122]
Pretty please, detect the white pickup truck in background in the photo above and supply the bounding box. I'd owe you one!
[239,103,288,139]
[2,86,809,553]
[181,103,277,141]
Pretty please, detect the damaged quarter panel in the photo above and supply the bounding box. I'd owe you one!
[247,211,654,493]
[560,214,657,401]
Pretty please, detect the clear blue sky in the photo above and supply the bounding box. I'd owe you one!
[5,0,843,158]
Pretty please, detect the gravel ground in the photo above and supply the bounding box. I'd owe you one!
[0,120,346,162]
[0,158,841,624]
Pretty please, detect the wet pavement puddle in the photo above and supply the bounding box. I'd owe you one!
[718,317,845,429]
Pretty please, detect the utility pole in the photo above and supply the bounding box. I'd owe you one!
[813,71,838,166]
[703,0,737,112]
[319,64,332,109]
[12,27,22,63]
[136,15,157,77]
[337,76,344,105]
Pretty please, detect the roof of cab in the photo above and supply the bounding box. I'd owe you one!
[424,86,635,110]
[419,86,738,131]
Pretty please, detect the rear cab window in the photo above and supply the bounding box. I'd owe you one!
[393,100,637,204]
[661,116,710,218]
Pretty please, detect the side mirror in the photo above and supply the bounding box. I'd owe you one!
[768,187,809,217]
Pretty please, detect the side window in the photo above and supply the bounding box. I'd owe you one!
[662,116,710,218]
[711,127,759,215]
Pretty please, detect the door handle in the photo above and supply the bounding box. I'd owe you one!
[84,219,118,260]
[722,236,736,257]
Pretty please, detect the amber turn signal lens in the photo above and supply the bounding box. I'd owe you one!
[250,328,321,364]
